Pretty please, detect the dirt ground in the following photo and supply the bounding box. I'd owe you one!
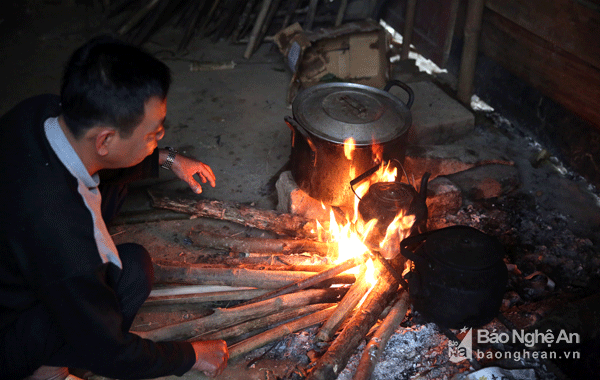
[2,2,600,380]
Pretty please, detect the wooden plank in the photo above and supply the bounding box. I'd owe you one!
[485,0,600,69]
[480,9,600,129]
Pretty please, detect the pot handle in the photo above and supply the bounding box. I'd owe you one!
[284,116,317,153]
[399,230,433,267]
[349,163,381,200]
[383,80,415,109]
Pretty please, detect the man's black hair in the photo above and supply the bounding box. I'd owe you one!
[60,35,171,138]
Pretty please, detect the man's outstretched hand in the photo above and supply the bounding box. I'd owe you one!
[161,149,216,194]
[191,340,229,377]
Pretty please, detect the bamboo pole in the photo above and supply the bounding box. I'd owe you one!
[316,265,371,342]
[197,303,335,341]
[137,288,345,341]
[353,290,410,380]
[307,263,400,380]
[117,0,161,35]
[244,0,273,59]
[400,0,417,60]
[228,306,336,359]
[335,0,348,26]
[240,255,365,306]
[304,0,319,30]
[456,0,485,104]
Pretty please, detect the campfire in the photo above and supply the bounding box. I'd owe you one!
[121,122,598,380]
[141,150,421,379]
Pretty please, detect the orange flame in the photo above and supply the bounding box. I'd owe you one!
[344,138,356,160]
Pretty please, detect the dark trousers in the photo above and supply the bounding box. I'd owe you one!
[1,184,152,378]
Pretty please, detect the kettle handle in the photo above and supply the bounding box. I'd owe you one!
[384,80,414,109]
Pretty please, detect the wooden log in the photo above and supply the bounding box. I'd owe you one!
[307,263,400,380]
[240,255,365,306]
[197,303,335,341]
[353,290,410,380]
[143,289,270,306]
[316,265,371,342]
[190,230,333,254]
[148,191,317,239]
[228,306,336,359]
[137,288,344,341]
[153,261,354,288]
[150,284,255,297]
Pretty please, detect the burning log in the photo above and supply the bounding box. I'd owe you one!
[316,265,371,342]
[353,290,410,380]
[137,288,345,341]
[190,230,333,254]
[307,262,400,380]
[149,191,317,238]
[240,255,365,306]
[198,303,336,341]
[228,306,337,359]
[153,261,355,288]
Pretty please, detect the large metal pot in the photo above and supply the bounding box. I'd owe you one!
[285,80,414,207]
[401,226,508,328]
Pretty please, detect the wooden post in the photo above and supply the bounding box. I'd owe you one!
[457,0,485,104]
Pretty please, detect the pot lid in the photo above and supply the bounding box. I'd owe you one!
[292,82,412,145]
[422,226,505,270]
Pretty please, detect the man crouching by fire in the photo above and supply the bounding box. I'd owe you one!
[0,35,228,379]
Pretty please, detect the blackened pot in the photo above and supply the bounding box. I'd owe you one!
[285,81,414,207]
[400,225,508,328]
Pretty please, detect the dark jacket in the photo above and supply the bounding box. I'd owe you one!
[0,95,195,378]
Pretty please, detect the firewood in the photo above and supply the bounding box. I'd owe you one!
[148,191,318,238]
[307,263,400,380]
[190,230,333,254]
[244,0,273,58]
[153,261,355,288]
[137,288,345,341]
[142,288,269,306]
[228,306,337,359]
[353,290,410,380]
[240,255,365,306]
[316,265,371,342]
[197,303,335,341]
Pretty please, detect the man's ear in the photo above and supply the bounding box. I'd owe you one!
[95,128,116,156]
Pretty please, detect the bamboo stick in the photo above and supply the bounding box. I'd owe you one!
[240,255,365,306]
[335,0,347,26]
[197,303,335,341]
[148,191,318,239]
[137,288,344,341]
[228,306,336,359]
[353,290,410,380]
[190,230,333,254]
[316,265,371,342]
[307,263,400,380]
